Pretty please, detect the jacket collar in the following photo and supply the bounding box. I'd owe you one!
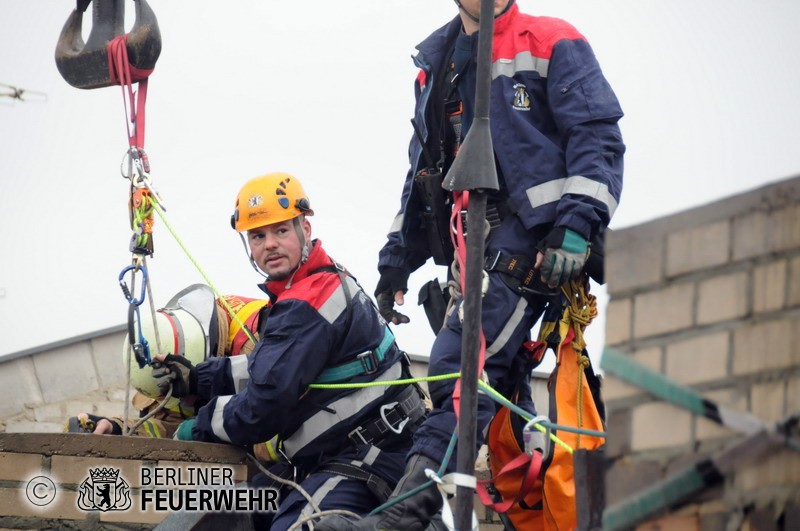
[416,2,519,68]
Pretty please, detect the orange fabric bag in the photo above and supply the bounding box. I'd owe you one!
[482,278,606,530]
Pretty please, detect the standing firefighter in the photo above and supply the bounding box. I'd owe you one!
[154,173,427,530]
[320,0,624,529]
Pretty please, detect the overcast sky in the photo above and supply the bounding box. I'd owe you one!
[2,1,799,366]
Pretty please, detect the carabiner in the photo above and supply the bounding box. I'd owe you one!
[380,402,410,435]
[119,264,148,305]
[127,301,151,368]
[523,415,552,461]
[120,147,150,181]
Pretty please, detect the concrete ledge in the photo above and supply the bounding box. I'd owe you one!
[0,433,252,529]
[0,433,250,464]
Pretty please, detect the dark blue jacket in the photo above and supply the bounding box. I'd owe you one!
[193,240,405,462]
[379,3,624,273]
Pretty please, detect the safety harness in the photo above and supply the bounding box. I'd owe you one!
[346,384,427,448]
[316,327,396,383]
[316,462,394,503]
[484,251,560,302]
[271,263,428,501]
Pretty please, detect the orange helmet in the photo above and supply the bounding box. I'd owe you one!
[231,172,314,232]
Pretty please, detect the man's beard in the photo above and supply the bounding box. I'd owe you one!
[268,270,291,281]
[266,260,299,281]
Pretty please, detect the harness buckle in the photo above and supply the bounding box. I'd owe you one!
[356,350,380,375]
[348,426,370,446]
[523,415,552,461]
[380,402,410,435]
[486,251,501,272]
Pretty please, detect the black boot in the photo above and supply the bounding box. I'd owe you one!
[315,454,443,530]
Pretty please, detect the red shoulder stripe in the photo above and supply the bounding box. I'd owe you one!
[494,15,585,62]
[278,272,340,311]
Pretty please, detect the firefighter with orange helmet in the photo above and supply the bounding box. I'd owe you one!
[155,173,426,530]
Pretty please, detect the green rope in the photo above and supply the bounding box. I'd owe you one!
[152,203,257,344]
[308,372,461,389]
[310,372,604,443]
[477,380,605,452]
[367,430,459,517]
[439,429,459,475]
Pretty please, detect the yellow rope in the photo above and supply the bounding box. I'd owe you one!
[477,379,575,455]
[561,279,597,450]
[576,353,590,449]
[152,203,257,344]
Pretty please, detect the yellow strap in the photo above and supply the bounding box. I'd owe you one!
[228,300,268,348]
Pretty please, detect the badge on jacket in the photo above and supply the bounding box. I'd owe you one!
[512,84,531,111]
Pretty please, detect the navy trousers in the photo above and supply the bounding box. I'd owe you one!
[410,214,552,467]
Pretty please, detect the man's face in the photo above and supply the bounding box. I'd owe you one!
[247,218,311,280]
[457,0,510,20]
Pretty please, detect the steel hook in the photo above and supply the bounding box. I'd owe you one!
[55,0,161,90]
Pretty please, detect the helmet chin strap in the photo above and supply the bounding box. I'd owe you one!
[453,0,479,23]
[238,232,268,279]
[293,216,310,265]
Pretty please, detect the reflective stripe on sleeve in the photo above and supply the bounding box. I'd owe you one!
[229,355,249,393]
[389,212,404,234]
[210,395,234,443]
[525,175,618,217]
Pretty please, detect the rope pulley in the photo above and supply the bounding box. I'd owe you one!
[55,0,161,90]
[121,147,164,256]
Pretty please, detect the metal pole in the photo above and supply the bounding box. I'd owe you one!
[444,0,498,528]
[454,193,487,529]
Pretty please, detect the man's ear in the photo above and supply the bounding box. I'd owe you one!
[302,217,312,241]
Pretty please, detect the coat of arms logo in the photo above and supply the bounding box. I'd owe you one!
[512,83,531,111]
[77,467,132,512]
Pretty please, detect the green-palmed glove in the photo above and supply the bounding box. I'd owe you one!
[174,418,196,441]
[539,228,589,288]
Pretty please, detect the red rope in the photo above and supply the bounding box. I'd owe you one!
[476,450,543,513]
[450,191,488,421]
[107,35,153,149]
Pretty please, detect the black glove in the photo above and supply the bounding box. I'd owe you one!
[64,413,122,435]
[538,227,589,288]
[374,267,411,325]
[152,354,197,398]
[584,230,607,284]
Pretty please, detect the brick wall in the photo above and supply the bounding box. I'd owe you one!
[0,326,129,432]
[604,176,800,530]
